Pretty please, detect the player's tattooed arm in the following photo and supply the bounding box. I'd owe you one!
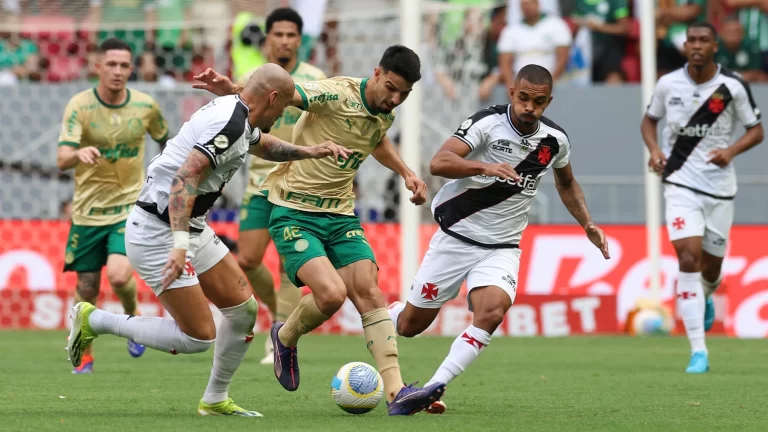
[168,150,211,234]
[554,163,610,259]
[249,133,353,162]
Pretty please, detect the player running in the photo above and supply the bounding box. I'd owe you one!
[387,65,610,413]
[192,45,443,416]
[66,64,351,416]
[236,7,327,365]
[641,22,763,374]
[56,38,169,373]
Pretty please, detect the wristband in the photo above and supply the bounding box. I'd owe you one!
[172,231,190,250]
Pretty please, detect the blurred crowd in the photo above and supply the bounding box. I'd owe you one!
[2,0,766,88]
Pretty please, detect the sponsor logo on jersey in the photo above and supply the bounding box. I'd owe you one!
[668,122,729,137]
[668,97,684,106]
[283,191,344,210]
[338,151,364,170]
[101,143,140,162]
[309,92,339,103]
[482,173,540,190]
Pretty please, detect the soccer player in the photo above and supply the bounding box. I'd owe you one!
[66,64,351,416]
[236,7,327,365]
[56,38,169,374]
[387,64,610,413]
[192,46,443,416]
[641,22,763,374]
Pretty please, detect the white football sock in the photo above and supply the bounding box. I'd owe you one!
[88,309,212,354]
[677,272,707,354]
[701,274,723,298]
[387,302,406,334]
[202,296,259,405]
[426,325,491,386]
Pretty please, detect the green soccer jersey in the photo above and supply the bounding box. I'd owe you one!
[716,39,763,71]
[737,7,768,52]
[573,0,630,45]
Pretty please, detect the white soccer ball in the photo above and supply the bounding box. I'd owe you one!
[331,361,384,414]
[632,307,671,335]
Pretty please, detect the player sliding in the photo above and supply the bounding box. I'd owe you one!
[641,22,763,374]
[387,64,610,412]
[236,7,327,365]
[57,38,169,373]
[192,45,444,415]
[66,64,351,416]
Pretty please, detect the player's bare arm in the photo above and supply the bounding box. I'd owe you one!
[162,149,211,288]
[709,123,764,167]
[430,136,520,180]
[553,162,610,259]
[640,115,667,175]
[372,135,427,204]
[250,133,353,162]
[56,145,102,170]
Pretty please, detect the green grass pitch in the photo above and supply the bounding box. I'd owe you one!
[2,331,767,431]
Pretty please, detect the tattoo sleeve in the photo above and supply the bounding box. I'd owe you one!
[169,150,211,233]
[249,133,312,161]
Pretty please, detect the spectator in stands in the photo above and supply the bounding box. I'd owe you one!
[715,0,768,73]
[498,0,572,89]
[572,0,630,84]
[716,15,765,81]
[477,5,507,105]
[230,0,270,83]
[86,0,156,55]
[507,0,561,24]
[655,0,707,76]
[0,29,39,84]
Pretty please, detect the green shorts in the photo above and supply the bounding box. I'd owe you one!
[63,220,127,273]
[269,206,376,287]
[239,193,274,231]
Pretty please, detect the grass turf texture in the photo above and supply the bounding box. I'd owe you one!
[1,332,766,431]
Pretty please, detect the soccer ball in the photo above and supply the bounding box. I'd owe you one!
[631,307,672,335]
[331,362,384,414]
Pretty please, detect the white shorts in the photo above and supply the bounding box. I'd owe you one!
[125,207,230,296]
[664,184,734,257]
[408,228,521,311]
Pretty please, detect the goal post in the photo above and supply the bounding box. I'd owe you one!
[399,0,423,301]
[640,1,662,301]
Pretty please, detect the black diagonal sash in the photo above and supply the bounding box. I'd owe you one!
[663,83,732,179]
[434,135,559,229]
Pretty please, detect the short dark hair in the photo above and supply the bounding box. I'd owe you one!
[687,21,718,39]
[98,38,132,56]
[266,7,303,34]
[379,45,421,83]
[516,64,553,89]
[490,5,506,20]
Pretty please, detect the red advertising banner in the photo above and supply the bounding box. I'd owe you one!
[1,221,768,337]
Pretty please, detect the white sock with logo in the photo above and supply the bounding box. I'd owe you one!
[426,325,491,386]
[677,272,707,354]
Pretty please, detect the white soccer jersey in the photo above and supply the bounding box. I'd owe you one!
[137,95,261,232]
[432,105,571,248]
[646,65,761,199]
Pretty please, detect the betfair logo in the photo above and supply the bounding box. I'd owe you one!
[338,152,363,170]
[102,143,140,162]
[310,93,339,103]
